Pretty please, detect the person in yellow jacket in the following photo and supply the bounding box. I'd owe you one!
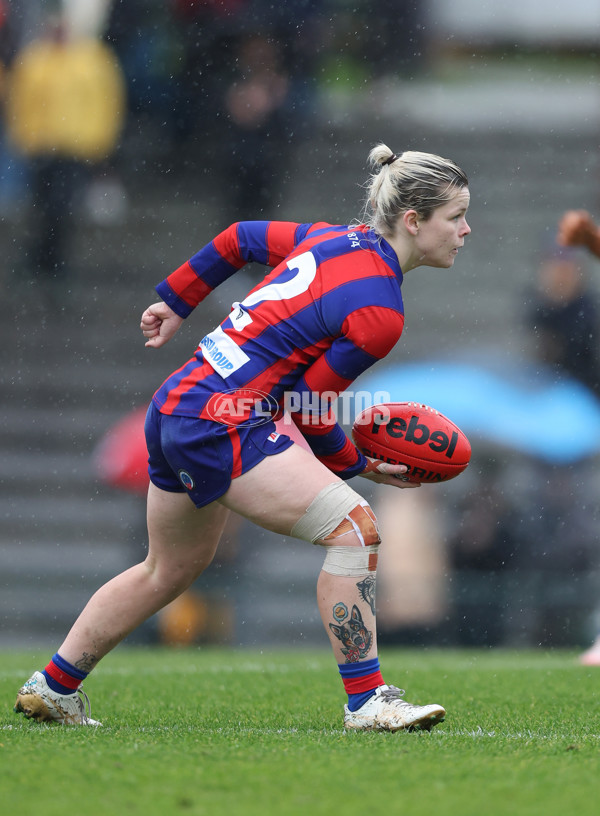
[6,14,126,281]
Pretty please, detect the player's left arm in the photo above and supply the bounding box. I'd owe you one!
[359,457,419,487]
[289,305,405,479]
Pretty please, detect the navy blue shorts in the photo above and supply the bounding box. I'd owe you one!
[144,402,294,508]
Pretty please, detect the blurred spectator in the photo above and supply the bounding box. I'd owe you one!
[556,210,600,664]
[525,244,600,395]
[523,240,600,654]
[105,1,320,181]
[168,1,321,143]
[0,0,26,218]
[105,0,181,154]
[513,463,598,648]
[222,32,293,218]
[447,457,597,649]
[447,476,518,646]
[260,1,322,128]
[5,10,126,285]
[169,0,249,147]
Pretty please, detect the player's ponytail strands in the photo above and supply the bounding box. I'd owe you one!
[363,142,468,238]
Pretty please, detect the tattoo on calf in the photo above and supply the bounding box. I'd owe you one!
[75,653,98,673]
[356,575,376,616]
[329,604,373,662]
[332,602,349,623]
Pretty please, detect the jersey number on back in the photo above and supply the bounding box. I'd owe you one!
[230,251,317,330]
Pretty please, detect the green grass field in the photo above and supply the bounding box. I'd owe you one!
[2,647,600,816]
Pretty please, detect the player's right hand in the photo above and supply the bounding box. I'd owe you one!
[141,302,184,348]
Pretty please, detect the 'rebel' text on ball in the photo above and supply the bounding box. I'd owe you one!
[351,402,471,484]
[369,412,459,459]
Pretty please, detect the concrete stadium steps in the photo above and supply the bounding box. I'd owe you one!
[233,536,325,646]
[0,522,140,647]
[4,361,153,411]
[0,399,143,646]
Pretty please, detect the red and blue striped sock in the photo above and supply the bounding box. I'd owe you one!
[43,653,88,695]
[338,657,385,712]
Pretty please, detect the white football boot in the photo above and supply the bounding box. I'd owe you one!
[14,671,102,726]
[344,684,445,732]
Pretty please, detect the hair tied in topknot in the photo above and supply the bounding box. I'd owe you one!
[381,153,400,167]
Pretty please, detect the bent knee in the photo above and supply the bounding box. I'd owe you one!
[290,482,380,577]
[143,552,210,595]
[319,503,380,548]
[290,481,380,547]
[318,501,380,576]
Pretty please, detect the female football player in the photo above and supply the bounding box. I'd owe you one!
[15,143,471,730]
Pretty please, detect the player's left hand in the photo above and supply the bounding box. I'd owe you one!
[141,302,184,348]
[359,458,421,488]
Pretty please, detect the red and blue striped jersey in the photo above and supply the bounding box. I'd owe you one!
[152,220,405,479]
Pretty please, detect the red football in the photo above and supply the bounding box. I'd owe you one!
[352,402,471,483]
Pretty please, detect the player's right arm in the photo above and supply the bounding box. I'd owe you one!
[142,221,315,346]
[141,301,184,348]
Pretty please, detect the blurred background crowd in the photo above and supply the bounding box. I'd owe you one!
[1,0,600,655]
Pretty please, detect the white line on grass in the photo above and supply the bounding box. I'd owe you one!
[4,723,600,740]
[0,661,328,681]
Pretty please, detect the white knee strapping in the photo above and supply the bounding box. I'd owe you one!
[290,481,364,544]
[322,544,379,576]
[290,481,380,577]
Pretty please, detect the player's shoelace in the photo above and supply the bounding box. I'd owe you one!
[378,685,407,703]
[76,688,94,723]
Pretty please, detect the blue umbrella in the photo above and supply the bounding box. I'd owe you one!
[353,359,600,464]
